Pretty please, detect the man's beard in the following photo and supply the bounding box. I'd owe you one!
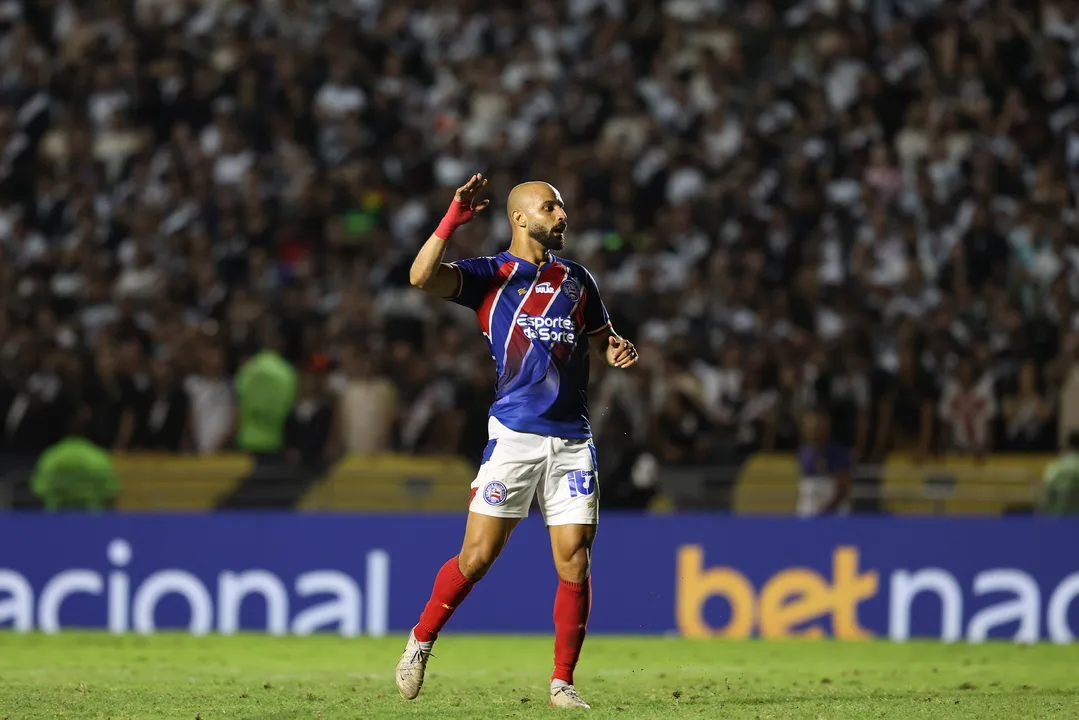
[529,223,566,251]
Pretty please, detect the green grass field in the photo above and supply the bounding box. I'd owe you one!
[1,633,1076,719]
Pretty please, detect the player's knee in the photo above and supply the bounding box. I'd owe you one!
[458,539,504,580]
[552,542,591,584]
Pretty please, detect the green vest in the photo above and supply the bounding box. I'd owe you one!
[235,350,297,452]
[1043,452,1079,515]
[31,437,118,511]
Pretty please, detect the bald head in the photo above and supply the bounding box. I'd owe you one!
[506,182,558,221]
[506,181,568,252]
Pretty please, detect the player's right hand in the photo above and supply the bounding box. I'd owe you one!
[451,174,490,221]
[434,174,488,241]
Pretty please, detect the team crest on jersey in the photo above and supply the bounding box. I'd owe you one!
[562,277,580,302]
[483,480,508,506]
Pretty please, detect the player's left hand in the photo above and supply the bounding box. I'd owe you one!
[607,335,638,369]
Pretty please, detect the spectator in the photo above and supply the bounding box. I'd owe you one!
[694,344,743,439]
[771,361,805,452]
[1042,432,1079,515]
[0,0,1078,509]
[335,346,397,455]
[133,357,189,452]
[653,386,710,466]
[1002,361,1054,452]
[797,413,853,518]
[285,365,337,472]
[2,344,76,457]
[234,326,296,457]
[455,361,497,467]
[85,347,128,450]
[31,407,118,511]
[873,346,936,461]
[816,346,872,464]
[185,345,234,455]
[939,357,997,461]
[112,340,152,451]
[1057,336,1079,449]
[734,359,778,456]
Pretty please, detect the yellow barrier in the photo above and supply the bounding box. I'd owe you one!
[879,454,1045,515]
[733,453,1048,515]
[113,454,252,510]
[111,451,1049,514]
[298,455,475,511]
[110,453,476,511]
[731,455,802,514]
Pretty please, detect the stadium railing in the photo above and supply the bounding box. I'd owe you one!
[0,452,1050,513]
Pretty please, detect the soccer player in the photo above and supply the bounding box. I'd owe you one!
[796,411,854,516]
[396,174,638,709]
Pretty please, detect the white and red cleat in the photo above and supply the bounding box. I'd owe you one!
[549,680,591,709]
[395,628,434,700]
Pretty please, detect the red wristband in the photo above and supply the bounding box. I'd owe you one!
[434,199,474,241]
[435,216,458,241]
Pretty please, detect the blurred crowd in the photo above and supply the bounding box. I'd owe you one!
[4,0,1079,496]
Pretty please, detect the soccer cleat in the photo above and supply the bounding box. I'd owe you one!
[549,683,591,709]
[395,628,434,700]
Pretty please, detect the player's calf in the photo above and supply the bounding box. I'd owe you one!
[549,523,595,687]
[413,556,475,643]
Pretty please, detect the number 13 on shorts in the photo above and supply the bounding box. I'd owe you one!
[566,470,595,498]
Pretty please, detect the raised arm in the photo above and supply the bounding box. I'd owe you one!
[409,236,459,297]
[410,174,489,297]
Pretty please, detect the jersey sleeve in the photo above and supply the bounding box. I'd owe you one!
[448,258,496,311]
[580,269,612,336]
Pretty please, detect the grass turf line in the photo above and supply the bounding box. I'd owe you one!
[0,633,1076,719]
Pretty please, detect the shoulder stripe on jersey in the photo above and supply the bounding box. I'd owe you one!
[500,269,542,366]
[478,262,518,338]
[517,264,569,370]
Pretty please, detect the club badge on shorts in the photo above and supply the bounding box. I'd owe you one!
[483,480,508,506]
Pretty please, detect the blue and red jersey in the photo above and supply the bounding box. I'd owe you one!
[798,442,852,480]
[449,251,612,439]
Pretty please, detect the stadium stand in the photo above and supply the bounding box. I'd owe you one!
[0,0,1078,512]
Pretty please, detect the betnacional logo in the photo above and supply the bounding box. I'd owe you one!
[0,539,390,637]
[676,545,877,639]
[675,545,1079,643]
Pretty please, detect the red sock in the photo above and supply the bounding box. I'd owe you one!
[414,556,475,642]
[552,577,591,684]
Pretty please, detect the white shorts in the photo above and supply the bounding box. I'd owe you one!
[468,417,600,526]
[797,476,851,517]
